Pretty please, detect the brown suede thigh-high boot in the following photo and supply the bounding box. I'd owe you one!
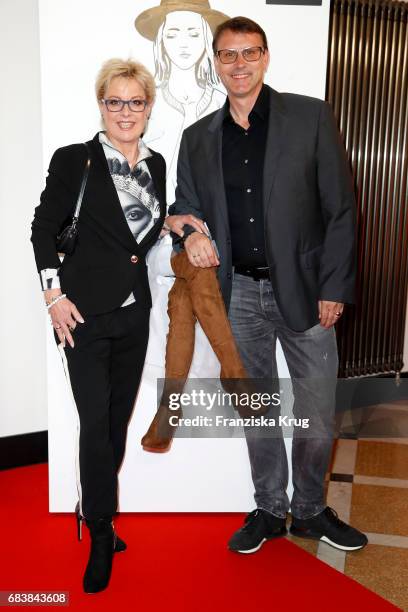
[172,252,259,416]
[171,251,247,379]
[141,275,196,452]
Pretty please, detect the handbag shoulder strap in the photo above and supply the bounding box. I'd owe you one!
[72,142,91,220]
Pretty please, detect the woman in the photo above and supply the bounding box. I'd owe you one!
[133,4,248,452]
[30,57,203,594]
[135,1,230,385]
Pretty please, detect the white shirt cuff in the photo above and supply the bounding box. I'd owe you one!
[40,268,61,291]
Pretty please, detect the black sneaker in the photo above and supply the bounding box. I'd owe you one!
[290,506,368,551]
[228,509,287,554]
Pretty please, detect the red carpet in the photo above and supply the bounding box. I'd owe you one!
[0,465,400,611]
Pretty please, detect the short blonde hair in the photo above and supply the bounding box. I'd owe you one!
[95,58,156,104]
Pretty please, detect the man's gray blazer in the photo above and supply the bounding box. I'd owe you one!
[169,85,356,332]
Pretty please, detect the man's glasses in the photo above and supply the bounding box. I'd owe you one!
[101,98,148,112]
[216,46,265,64]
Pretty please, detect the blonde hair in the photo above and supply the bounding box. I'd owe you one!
[95,58,156,103]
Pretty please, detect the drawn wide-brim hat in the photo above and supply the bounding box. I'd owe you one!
[135,0,230,41]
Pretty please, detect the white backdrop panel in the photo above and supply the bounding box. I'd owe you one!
[0,0,47,438]
[39,0,330,511]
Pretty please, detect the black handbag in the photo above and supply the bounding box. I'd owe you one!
[56,143,91,255]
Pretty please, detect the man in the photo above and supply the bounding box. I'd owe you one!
[167,16,367,553]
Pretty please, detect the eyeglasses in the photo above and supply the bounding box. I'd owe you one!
[216,46,265,64]
[101,98,148,112]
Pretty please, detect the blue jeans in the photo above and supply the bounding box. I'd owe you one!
[229,273,338,519]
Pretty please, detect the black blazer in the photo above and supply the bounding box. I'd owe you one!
[31,133,166,315]
[169,85,356,331]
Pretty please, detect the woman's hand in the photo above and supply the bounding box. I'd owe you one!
[164,214,207,237]
[159,227,170,238]
[45,290,85,348]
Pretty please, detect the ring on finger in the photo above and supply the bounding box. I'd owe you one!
[54,324,62,330]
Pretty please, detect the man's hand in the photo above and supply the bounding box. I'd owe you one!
[165,214,207,237]
[318,300,344,328]
[184,232,219,268]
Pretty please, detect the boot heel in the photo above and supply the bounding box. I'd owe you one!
[75,502,83,541]
[77,512,83,541]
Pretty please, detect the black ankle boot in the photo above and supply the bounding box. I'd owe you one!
[83,518,115,594]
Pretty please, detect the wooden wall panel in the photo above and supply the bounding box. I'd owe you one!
[327,0,408,376]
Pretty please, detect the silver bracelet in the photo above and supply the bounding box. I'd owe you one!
[46,293,67,310]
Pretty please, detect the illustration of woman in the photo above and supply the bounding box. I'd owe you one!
[135,0,228,199]
[134,1,229,375]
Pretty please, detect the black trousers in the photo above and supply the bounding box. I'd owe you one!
[57,302,150,520]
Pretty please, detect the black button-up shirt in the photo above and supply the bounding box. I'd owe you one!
[222,85,270,267]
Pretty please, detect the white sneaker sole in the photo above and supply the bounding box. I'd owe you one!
[232,538,268,554]
[320,535,367,551]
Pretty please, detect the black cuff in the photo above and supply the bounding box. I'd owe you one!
[171,224,197,248]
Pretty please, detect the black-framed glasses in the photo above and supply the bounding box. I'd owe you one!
[101,98,148,112]
[216,46,265,64]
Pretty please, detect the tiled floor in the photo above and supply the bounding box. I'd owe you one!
[288,400,408,611]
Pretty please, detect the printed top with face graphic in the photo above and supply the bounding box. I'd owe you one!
[100,131,161,306]
[137,7,228,202]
